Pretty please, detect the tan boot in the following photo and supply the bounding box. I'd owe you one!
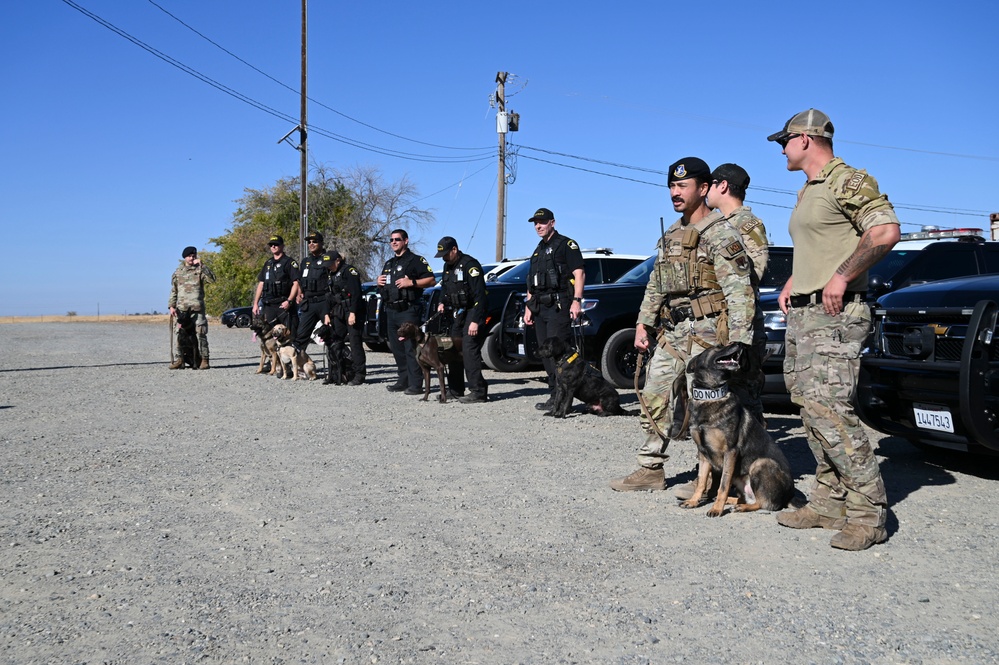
[610,467,665,492]
[830,523,887,551]
[776,505,846,530]
[169,358,184,370]
[199,358,210,370]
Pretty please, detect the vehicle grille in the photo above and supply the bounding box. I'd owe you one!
[879,315,969,362]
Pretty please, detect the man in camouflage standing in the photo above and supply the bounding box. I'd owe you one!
[707,163,769,422]
[768,109,899,550]
[168,246,215,370]
[610,157,755,492]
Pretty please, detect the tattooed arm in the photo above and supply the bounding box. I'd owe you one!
[823,223,900,316]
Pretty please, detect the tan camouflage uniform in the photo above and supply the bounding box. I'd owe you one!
[725,206,769,419]
[635,210,755,468]
[169,261,215,361]
[785,157,898,528]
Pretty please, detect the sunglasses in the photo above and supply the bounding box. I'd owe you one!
[390,237,405,242]
[778,134,801,148]
[268,243,281,247]
[307,239,320,243]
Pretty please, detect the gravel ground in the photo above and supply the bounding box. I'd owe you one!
[1,322,998,664]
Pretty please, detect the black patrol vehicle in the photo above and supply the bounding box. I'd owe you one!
[856,273,999,455]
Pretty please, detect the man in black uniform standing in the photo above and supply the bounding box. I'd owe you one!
[324,251,367,385]
[293,231,336,354]
[252,235,300,337]
[377,229,436,394]
[522,207,586,411]
[435,236,489,403]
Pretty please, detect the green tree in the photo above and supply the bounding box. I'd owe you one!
[201,166,433,315]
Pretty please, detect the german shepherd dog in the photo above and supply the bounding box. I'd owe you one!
[174,310,202,369]
[314,323,354,385]
[681,341,792,517]
[396,321,462,403]
[250,316,281,375]
[272,324,318,381]
[536,336,628,418]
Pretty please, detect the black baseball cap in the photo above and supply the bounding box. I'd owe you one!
[268,235,284,246]
[305,231,324,244]
[711,163,750,190]
[529,207,555,223]
[182,246,197,258]
[667,157,711,184]
[435,236,458,258]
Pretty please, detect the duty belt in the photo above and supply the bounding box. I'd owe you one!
[665,304,719,325]
[789,290,865,308]
[306,294,326,303]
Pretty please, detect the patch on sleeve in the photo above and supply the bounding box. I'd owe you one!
[723,241,746,258]
[349,268,358,275]
[740,219,761,234]
[567,240,579,250]
[845,172,867,192]
[468,267,481,277]
[735,255,750,272]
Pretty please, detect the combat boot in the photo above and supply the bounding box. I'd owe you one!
[673,472,720,501]
[169,358,184,370]
[830,523,887,551]
[199,358,210,370]
[776,505,846,530]
[609,467,665,492]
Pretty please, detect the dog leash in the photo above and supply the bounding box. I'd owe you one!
[633,345,670,444]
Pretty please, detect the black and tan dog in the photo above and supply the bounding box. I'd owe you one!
[272,324,318,381]
[396,321,462,403]
[174,310,202,369]
[680,341,792,517]
[250,317,281,375]
[536,336,628,418]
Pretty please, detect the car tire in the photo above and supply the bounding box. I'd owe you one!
[482,329,530,372]
[601,328,649,389]
[235,313,252,328]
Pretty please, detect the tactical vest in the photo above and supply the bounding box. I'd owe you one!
[528,235,568,294]
[262,258,294,303]
[329,266,349,302]
[300,255,329,296]
[441,255,473,308]
[655,216,727,318]
[383,253,423,305]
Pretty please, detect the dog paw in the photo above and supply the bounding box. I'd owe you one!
[679,499,699,510]
[706,508,726,518]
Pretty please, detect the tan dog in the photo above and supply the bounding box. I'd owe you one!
[251,320,281,375]
[272,324,318,381]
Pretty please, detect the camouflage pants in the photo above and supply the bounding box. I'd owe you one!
[784,301,886,528]
[174,311,210,361]
[636,319,719,468]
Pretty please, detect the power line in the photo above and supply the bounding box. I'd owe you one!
[145,0,493,153]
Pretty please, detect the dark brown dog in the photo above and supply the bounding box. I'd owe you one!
[680,341,792,517]
[536,336,628,418]
[250,317,281,375]
[396,321,463,403]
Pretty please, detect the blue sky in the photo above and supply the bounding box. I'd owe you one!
[2,1,997,316]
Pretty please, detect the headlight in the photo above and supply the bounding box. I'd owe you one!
[763,310,786,331]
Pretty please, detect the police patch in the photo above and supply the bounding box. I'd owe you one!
[673,164,687,179]
[846,172,867,192]
[735,255,750,272]
[567,240,579,250]
[469,267,481,277]
[349,268,358,275]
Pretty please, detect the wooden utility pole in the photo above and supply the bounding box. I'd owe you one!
[298,0,308,261]
[495,72,507,262]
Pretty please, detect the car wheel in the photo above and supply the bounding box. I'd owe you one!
[235,313,252,328]
[601,328,650,389]
[482,329,530,372]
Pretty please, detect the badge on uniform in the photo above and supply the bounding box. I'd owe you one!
[846,172,867,192]
[469,267,481,277]
[567,240,579,250]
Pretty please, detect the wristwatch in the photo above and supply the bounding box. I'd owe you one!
[573,297,583,302]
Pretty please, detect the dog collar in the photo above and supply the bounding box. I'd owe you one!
[690,384,729,401]
[566,352,579,364]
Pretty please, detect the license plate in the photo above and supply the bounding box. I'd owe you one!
[517,343,525,355]
[913,404,954,433]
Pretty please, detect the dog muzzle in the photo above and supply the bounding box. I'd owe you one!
[690,384,729,401]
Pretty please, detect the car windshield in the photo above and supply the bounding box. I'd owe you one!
[495,260,532,283]
[614,256,656,284]
[870,249,921,280]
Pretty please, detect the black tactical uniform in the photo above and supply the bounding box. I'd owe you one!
[381,248,435,390]
[440,249,489,400]
[294,249,336,351]
[527,230,584,390]
[326,258,367,384]
[257,254,301,336]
